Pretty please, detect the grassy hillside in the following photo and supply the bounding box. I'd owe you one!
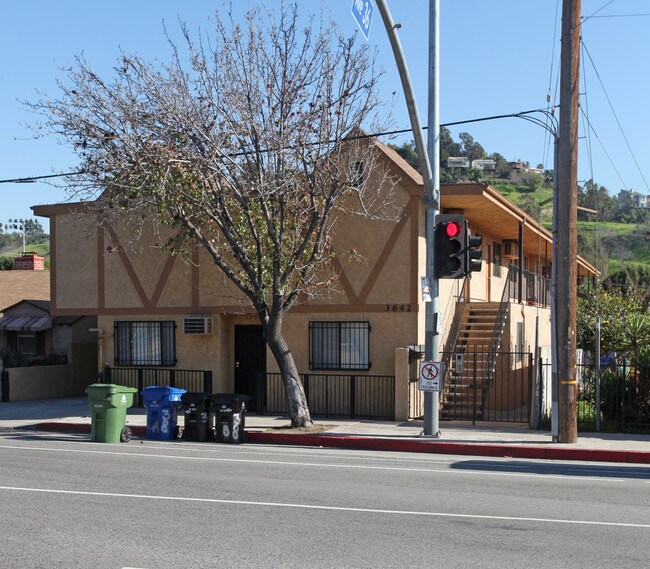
[492,185,648,275]
[581,222,650,273]
[0,239,50,267]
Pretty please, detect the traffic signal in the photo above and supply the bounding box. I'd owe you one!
[434,214,466,279]
[465,222,483,276]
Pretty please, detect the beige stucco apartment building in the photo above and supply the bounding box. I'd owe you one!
[33,140,598,422]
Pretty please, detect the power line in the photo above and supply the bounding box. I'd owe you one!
[0,172,84,184]
[584,13,650,19]
[581,40,650,194]
[542,0,561,170]
[578,107,629,191]
[0,107,559,185]
[581,0,615,24]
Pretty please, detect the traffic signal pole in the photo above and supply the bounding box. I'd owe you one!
[376,0,441,436]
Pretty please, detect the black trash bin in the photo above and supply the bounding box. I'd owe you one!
[180,392,213,442]
[212,393,251,444]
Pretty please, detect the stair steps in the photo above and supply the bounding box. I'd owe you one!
[441,302,503,420]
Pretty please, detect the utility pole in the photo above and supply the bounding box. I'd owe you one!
[556,0,580,443]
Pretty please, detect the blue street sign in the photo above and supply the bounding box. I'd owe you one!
[351,0,374,41]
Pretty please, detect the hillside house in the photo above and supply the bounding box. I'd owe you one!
[616,189,650,210]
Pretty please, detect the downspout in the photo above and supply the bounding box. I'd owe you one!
[89,328,106,382]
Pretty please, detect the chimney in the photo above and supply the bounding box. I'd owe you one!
[14,251,45,271]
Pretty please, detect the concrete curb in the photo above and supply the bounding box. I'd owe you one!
[24,422,650,464]
[247,432,650,464]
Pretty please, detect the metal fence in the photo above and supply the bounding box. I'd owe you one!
[443,349,532,423]
[104,366,212,408]
[260,372,395,420]
[409,349,533,424]
[540,360,650,433]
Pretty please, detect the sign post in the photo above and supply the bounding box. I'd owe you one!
[351,0,374,40]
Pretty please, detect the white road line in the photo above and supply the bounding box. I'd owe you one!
[80,437,462,466]
[0,443,628,482]
[141,440,461,465]
[1,485,648,529]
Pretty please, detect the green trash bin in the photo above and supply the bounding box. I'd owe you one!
[86,383,138,443]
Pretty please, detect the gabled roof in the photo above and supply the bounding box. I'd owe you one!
[374,140,424,190]
[1,299,50,314]
[0,271,50,314]
[368,144,598,278]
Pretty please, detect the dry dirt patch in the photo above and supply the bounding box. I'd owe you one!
[266,424,335,435]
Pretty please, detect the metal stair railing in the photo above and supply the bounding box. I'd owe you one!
[439,277,469,407]
[482,267,511,394]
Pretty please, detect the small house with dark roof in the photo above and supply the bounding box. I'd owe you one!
[0,299,97,401]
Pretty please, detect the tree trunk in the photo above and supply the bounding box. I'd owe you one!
[265,310,313,428]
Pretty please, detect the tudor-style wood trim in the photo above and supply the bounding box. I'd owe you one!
[191,246,200,308]
[50,215,58,313]
[290,303,416,314]
[51,303,415,317]
[150,252,178,307]
[357,202,411,305]
[410,196,420,306]
[51,305,254,316]
[105,225,152,308]
[331,254,358,304]
[32,202,88,216]
[97,224,105,309]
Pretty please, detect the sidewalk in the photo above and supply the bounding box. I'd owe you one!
[2,397,650,464]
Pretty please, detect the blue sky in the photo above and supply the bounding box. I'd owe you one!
[1,1,649,231]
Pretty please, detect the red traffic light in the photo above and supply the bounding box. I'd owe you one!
[434,214,466,279]
[445,221,462,238]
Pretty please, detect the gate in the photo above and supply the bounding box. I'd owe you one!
[434,349,533,423]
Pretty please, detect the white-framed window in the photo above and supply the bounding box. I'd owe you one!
[310,321,370,370]
[114,321,176,366]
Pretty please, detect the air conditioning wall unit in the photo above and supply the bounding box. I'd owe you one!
[503,240,519,259]
[183,316,213,335]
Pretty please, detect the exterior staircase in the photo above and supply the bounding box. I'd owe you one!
[441,302,504,420]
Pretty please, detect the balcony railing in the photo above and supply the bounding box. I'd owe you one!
[508,264,551,308]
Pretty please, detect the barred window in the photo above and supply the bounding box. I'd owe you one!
[114,321,176,366]
[310,321,370,370]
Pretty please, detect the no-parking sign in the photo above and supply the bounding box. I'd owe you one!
[418,361,443,391]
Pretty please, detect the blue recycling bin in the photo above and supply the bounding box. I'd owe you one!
[141,386,187,440]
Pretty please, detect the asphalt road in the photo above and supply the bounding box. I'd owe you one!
[1,430,649,569]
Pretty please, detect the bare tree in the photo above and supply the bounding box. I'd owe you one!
[29,5,391,427]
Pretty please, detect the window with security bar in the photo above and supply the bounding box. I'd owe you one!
[310,321,370,370]
[114,321,176,366]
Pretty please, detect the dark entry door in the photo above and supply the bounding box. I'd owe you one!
[234,325,266,411]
